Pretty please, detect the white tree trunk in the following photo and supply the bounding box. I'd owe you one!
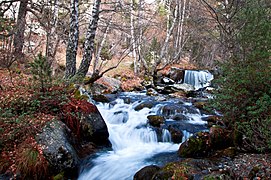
[46,0,59,75]
[130,0,138,75]
[76,0,101,77]
[65,0,79,78]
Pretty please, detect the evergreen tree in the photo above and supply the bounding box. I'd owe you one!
[212,0,271,152]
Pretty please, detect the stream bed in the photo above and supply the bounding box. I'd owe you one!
[79,92,209,180]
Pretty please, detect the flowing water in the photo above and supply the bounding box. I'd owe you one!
[183,70,214,90]
[79,92,208,180]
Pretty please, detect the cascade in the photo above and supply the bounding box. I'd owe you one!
[183,70,214,90]
[162,129,171,142]
[79,92,208,180]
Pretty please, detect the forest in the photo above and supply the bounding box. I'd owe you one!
[0,0,270,179]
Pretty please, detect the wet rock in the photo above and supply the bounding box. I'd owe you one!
[168,126,183,143]
[37,120,79,174]
[133,165,160,180]
[169,91,187,98]
[146,88,159,96]
[80,107,111,146]
[134,101,156,111]
[185,105,201,114]
[178,126,233,158]
[147,115,165,127]
[92,94,110,103]
[171,114,189,121]
[152,161,195,180]
[178,132,211,158]
[160,104,188,118]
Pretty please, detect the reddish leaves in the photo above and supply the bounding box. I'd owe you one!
[61,98,97,137]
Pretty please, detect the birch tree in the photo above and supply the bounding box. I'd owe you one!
[76,0,101,77]
[45,0,59,74]
[129,0,138,75]
[65,0,79,78]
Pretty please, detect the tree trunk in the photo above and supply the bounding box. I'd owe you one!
[130,0,138,75]
[46,0,59,75]
[76,0,101,77]
[65,0,79,79]
[13,0,28,62]
[94,19,111,72]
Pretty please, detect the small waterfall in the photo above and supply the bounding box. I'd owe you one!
[183,70,214,90]
[162,129,172,142]
[79,92,208,180]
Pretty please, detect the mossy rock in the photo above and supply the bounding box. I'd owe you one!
[209,126,233,149]
[178,132,211,158]
[147,115,165,127]
[153,162,194,180]
[74,89,89,100]
[194,101,208,110]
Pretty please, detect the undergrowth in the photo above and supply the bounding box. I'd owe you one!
[0,67,95,178]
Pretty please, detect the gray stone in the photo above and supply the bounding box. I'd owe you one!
[172,83,195,92]
[37,120,79,173]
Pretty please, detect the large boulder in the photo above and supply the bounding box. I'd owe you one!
[178,126,233,158]
[80,106,111,146]
[36,120,79,175]
[178,132,211,158]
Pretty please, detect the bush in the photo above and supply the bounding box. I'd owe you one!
[29,53,52,92]
[211,0,271,152]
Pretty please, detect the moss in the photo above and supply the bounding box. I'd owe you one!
[147,115,165,127]
[178,132,210,157]
[74,89,89,101]
[53,171,64,180]
[159,162,192,180]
